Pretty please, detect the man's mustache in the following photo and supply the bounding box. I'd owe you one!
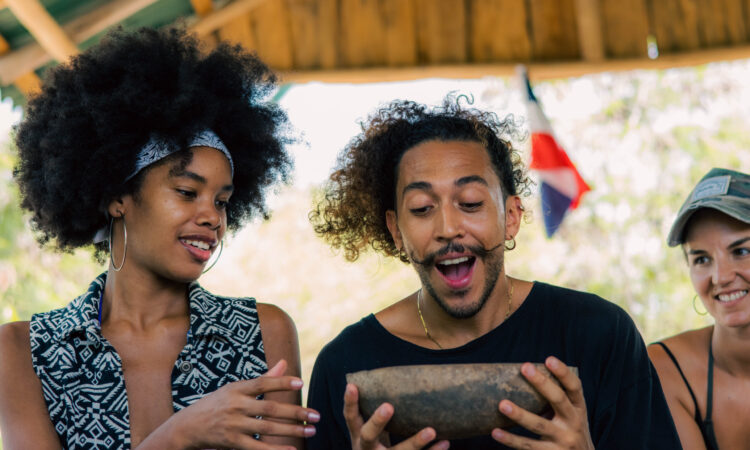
[411,240,504,266]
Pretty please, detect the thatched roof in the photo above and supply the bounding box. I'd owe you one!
[2,0,750,107]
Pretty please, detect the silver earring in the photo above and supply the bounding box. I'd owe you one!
[202,240,223,274]
[109,217,127,272]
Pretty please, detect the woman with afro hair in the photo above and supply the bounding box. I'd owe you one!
[0,27,319,449]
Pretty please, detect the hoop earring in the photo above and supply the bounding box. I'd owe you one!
[202,240,223,274]
[505,237,516,251]
[692,295,708,316]
[109,217,127,272]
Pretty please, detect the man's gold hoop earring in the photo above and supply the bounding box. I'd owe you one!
[505,237,516,251]
[202,240,223,274]
[109,217,127,272]
[692,295,708,316]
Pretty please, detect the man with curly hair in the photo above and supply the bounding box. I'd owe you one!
[307,99,680,449]
[0,27,319,448]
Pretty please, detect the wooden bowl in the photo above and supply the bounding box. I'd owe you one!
[346,363,576,440]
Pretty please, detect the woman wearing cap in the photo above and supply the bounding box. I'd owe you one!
[648,168,750,450]
[0,28,318,449]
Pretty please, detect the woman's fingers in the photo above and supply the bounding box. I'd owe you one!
[235,374,304,397]
[238,417,316,439]
[264,359,288,378]
[250,399,320,423]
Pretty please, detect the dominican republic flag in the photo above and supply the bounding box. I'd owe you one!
[519,67,590,237]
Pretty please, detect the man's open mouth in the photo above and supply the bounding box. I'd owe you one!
[436,256,476,282]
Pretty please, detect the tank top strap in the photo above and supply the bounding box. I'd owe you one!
[654,341,702,423]
[703,340,720,450]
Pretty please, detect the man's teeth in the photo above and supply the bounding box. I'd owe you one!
[717,290,748,302]
[437,256,470,266]
[184,239,210,250]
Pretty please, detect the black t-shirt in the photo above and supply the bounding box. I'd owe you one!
[307,282,681,449]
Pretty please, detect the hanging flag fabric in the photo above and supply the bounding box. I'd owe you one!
[518,66,590,237]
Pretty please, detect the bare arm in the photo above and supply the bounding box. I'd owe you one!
[136,303,317,449]
[647,343,708,450]
[0,321,61,449]
[257,302,311,449]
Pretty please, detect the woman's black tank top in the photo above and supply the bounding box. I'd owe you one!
[654,341,719,450]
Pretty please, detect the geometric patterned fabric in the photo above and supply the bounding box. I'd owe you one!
[30,272,268,449]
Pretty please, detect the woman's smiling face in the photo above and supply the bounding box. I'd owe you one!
[684,209,750,328]
[111,146,233,282]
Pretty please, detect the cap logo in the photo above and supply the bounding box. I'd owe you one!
[691,175,730,201]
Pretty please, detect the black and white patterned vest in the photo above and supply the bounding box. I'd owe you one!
[29,273,268,449]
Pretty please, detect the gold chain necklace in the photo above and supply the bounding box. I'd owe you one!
[417,277,514,350]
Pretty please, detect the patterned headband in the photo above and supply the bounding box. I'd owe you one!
[93,129,233,243]
[125,129,234,181]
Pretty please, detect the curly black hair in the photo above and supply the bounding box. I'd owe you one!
[310,97,532,263]
[14,27,292,258]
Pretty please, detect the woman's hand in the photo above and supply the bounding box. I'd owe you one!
[343,383,450,450]
[491,357,594,450]
[139,360,319,450]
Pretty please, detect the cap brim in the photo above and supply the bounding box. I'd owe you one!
[667,198,750,246]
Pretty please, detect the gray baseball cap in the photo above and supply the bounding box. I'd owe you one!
[667,168,750,247]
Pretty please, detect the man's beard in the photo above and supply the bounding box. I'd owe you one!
[410,241,505,319]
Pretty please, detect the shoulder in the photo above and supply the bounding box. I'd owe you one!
[0,321,34,387]
[648,327,711,380]
[0,321,31,362]
[530,282,633,324]
[256,303,298,340]
[0,321,61,447]
[312,316,377,368]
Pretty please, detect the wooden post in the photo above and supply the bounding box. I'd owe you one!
[574,0,605,61]
[190,0,213,16]
[14,71,41,96]
[0,33,41,97]
[5,0,78,62]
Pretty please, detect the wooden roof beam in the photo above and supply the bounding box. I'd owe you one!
[279,45,750,84]
[5,0,78,62]
[0,0,158,85]
[574,0,605,61]
[191,0,268,37]
[0,32,40,97]
[190,0,214,17]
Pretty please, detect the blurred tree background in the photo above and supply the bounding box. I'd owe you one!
[2,60,749,425]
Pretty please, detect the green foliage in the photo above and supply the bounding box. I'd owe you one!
[0,141,101,326]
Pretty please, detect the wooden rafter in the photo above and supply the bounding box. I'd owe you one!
[5,0,78,62]
[0,0,158,85]
[279,44,750,84]
[191,0,267,37]
[14,71,41,96]
[0,0,265,86]
[190,0,214,17]
[0,31,39,96]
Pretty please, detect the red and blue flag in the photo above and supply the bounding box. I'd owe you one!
[519,68,590,237]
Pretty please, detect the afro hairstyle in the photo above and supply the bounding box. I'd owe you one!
[310,97,531,263]
[14,26,292,258]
